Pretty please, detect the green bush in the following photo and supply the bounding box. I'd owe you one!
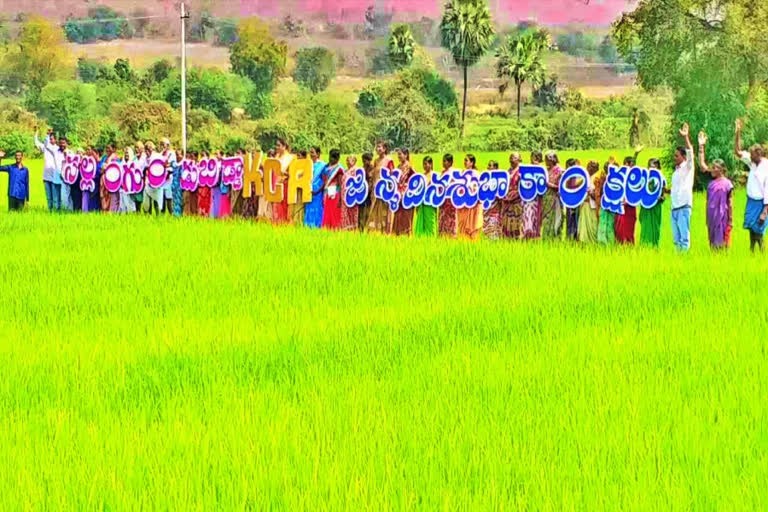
[245,90,273,120]
[0,131,34,156]
[38,80,97,136]
[77,58,110,83]
[111,101,177,146]
[162,68,252,122]
[292,47,336,93]
[64,6,131,44]
[213,19,238,47]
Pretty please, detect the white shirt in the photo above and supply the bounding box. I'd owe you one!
[739,152,768,205]
[34,135,59,183]
[671,148,694,209]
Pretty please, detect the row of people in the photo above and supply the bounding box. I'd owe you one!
[3,123,767,251]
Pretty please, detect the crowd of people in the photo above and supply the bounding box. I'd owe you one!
[2,120,767,252]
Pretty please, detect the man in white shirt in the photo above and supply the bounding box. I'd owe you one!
[34,129,61,211]
[734,119,768,252]
[670,122,695,251]
[52,137,73,211]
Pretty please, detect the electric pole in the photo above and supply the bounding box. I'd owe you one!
[180,2,189,155]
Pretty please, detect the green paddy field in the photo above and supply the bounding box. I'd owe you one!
[1,152,767,509]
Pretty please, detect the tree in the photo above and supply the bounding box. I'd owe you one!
[114,58,136,82]
[440,0,494,141]
[229,18,287,92]
[388,24,415,70]
[38,80,96,136]
[77,57,109,83]
[612,0,768,175]
[496,31,547,120]
[292,47,336,93]
[2,16,73,99]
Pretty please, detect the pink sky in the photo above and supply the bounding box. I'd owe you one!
[238,0,632,25]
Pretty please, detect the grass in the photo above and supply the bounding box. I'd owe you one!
[1,155,767,509]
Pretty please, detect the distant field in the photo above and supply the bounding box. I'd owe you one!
[69,38,636,100]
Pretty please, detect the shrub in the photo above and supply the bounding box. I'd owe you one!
[162,68,252,122]
[38,80,97,136]
[77,58,109,83]
[292,47,336,93]
[111,101,177,145]
[245,90,273,120]
[213,19,238,47]
[0,131,34,156]
[64,6,131,44]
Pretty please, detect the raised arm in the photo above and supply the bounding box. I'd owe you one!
[34,132,45,153]
[698,131,710,173]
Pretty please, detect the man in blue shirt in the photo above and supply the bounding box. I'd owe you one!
[0,150,30,211]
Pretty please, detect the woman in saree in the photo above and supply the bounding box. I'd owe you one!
[456,154,483,240]
[522,150,543,240]
[501,152,524,239]
[321,149,344,229]
[367,141,395,233]
[482,160,503,240]
[438,153,457,238]
[133,141,146,213]
[638,158,666,248]
[413,156,438,237]
[272,137,293,225]
[357,152,375,232]
[564,158,580,241]
[182,151,198,216]
[540,151,564,240]
[99,144,118,212]
[577,160,599,244]
[171,148,184,217]
[614,155,639,244]
[596,159,616,245]
[699,132,733,249]
[118,147,137,213]
[196,151,212,217]
[143,142,164,214]
[303,146,326,228]
[391,148,415,236]
[341,155,360,231]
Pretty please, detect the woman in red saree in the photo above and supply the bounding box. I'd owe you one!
[438,153,457,238]
[271,138,292,225]
[321,149,344,229]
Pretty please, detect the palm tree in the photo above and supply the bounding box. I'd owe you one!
[496,31,547,120]
[440,0,494,141]
[388,24,415,69]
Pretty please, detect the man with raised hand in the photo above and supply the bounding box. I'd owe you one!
[34,128,60,211]
[54,136,72,211]
[670,122,695,252]
[0,150,30,211]
[735,119,768,252]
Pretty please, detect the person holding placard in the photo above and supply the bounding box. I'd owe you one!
[734,119,768,252]
[357,152,375,232]
[55,137,72,211]
[99,145,119,212]
[521,151,544,240]
[171,148,185,217]
[183,151,199,216]
[34,129,61,211]
[638,158,666,248]
[212,151,231,219]
[564,158,581,241]
[501,152,524,240]
[118,147,137,213]
[540,151,564,240]
[670,122,695,251]
[482,160,503,240]
[132,142,146,213]
[596,159,616,245]
[142,142,164,214]
[368,141,395,233]
[197,151,212,217]
[0,150,29,211]
[577,160,599,244]
[438,154,457,238]
[391,148,415,236]
[698,132,733,249]
[272,138,292,225]
[456,154,483,240]
[85,147,102,212]
[414,156,438,237]
[321,149,344,230]
[614,153,640,245]
[304,146,326,228]
[161,138,176,215]
[341,155,360,231]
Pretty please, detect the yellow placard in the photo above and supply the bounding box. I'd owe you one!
[288,158,313,205]
[263,158,284,203]
[242,151,264,198]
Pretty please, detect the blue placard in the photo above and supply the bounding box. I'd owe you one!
[518,165,548,203]
[402,173,427,209]
[423,172,452,208]
[447,170,480,209]
[373,168,402,212]
[343,168,368,208]
[559,166,590,209]
[601,165,627,215]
